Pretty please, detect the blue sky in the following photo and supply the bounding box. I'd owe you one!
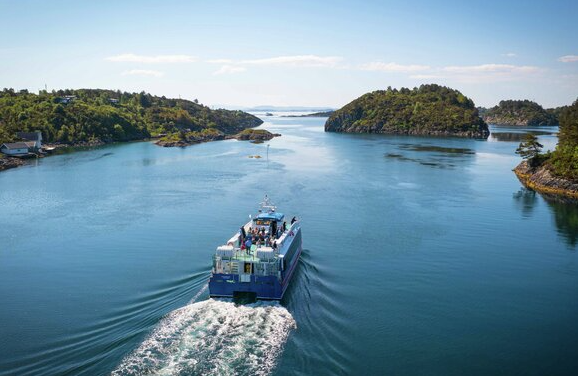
[0,0,576,108]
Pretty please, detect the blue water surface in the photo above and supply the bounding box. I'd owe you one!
[0,115,577,375]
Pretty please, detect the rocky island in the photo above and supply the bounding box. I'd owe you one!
[514,99,578,198]
[483,100,558,126]
[156,128,280,147]
[325,84,489,138]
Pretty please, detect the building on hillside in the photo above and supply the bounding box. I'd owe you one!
[0,142,30,156]
[57,95,76,104]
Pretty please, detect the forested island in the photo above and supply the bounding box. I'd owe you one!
[482,100,561,126]
[325,84,489,138]
[156,128,280,147]
[0,88,262,146]
[514,99,578,198]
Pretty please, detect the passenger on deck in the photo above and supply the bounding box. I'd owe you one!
[244,237,252,252]
[291,216,297,225]
[272,240,277,250]
[239,226,246,246]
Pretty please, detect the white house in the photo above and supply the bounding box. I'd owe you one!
[0,142,30,156]
[57,95,76,104]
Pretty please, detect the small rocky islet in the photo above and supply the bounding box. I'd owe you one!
[155,128,280,147]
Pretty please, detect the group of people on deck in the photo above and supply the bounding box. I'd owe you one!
[239,219,294,252]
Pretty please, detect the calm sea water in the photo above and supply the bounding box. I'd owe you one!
[1,115,577,376]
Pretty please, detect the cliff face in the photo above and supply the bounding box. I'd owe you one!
[483,100,557,126]
[325,84,489,138]
[514,160,578,199]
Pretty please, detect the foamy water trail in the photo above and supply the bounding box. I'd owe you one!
[112,287,296,376]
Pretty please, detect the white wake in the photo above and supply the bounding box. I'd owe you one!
[112,292,296,376]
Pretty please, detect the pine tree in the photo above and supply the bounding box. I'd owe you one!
[516,133,543,160]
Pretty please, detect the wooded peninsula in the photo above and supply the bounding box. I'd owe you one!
[0,88,262,146]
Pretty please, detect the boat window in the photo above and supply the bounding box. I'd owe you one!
[254,219,271,226]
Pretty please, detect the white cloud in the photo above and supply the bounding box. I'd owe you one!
[239,55,343,67]
[442,64,540,74]
[213,65,247,75]
[122,69,164,77]
[206,59,234,64]
[558,55,578,63]
[502,52,517,57]
[359,62,430,72]
[438,64,542,83]
[106,53,197,63]
[409,74,443,79]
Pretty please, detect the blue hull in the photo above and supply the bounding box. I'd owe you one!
[209,244,302,300]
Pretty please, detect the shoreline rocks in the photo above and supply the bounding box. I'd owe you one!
[514,160,578,199]
[0,156,27,171]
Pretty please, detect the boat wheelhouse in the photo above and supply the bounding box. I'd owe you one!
[208,196,302,300]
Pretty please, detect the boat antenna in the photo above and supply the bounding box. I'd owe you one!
[260,194,276,213]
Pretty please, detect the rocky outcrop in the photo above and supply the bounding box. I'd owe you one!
[155,130,226,147]
[155,128,280,147]
[514,160,578,199]
[0,157,27,171]
[232,129,280,143]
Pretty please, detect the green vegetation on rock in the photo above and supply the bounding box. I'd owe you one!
[325,84,489,138]
[548,99,578,180]
[484,100,557,126]
[0,88,262,145]
[516,133,544,161]
[514,99,578,198]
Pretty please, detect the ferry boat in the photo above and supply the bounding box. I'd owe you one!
[208,196,302,300]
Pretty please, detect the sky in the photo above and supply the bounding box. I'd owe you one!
[0,0,577,108]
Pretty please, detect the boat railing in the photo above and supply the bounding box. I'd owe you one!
[213,253,279,276]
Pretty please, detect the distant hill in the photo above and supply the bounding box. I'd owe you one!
[282,111,334,118]
[243,105,335,112]
[0,88,262,145]
[325,84,489,138]
[483,100,558,126]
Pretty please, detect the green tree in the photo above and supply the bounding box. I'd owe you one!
[113,124,125,140]
[557,99,578,148]
[516,133,543,160]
